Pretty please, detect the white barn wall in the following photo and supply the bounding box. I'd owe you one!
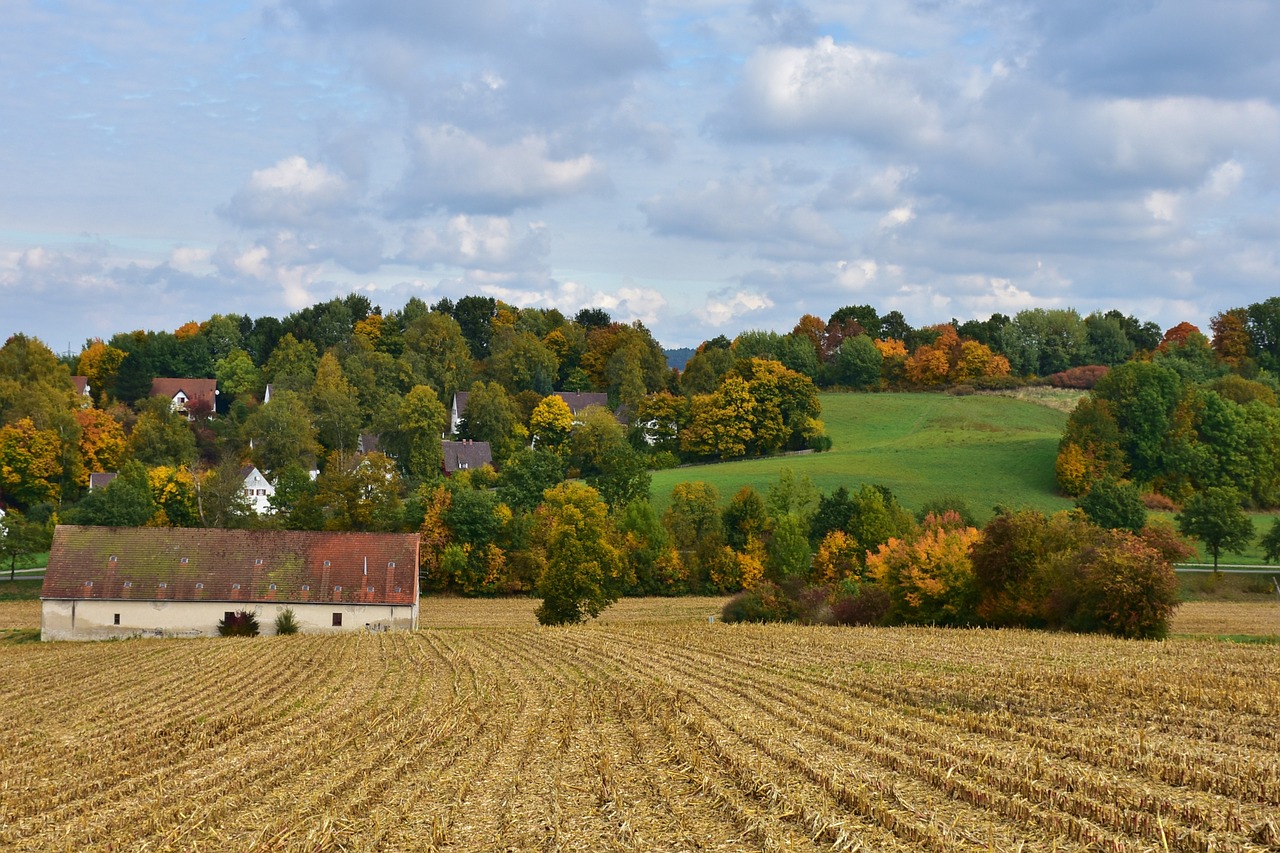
[41,599,418,641]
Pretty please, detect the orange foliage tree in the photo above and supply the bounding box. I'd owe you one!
[73,408,127,488]
[867,514,981,626]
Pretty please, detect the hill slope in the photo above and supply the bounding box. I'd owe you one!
[649,392,1075,520]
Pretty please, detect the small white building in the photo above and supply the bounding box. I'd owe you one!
[41,526,420,641]
[239,465,275,515]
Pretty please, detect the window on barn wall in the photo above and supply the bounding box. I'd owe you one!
[225,612,235,623]
[113,614,120,625]
[332,613,342,627]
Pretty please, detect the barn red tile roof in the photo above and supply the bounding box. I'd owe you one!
[42,526,419,606]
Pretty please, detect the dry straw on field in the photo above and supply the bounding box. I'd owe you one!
[1,599,1278,851]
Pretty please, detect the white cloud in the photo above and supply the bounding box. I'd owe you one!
[719,36,942,147]
[393,125,607,214]
[695,291,775,326]
[835,259,878,290]
[223,156,357,227]
[878,206,914,230]
[401,215,549,269]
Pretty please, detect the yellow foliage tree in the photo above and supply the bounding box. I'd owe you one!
[867,521,982,626]
[812,529,866,584]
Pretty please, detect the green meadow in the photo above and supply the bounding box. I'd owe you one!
[649,391,1077,522]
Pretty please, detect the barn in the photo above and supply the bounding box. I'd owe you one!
[40,526,420,641]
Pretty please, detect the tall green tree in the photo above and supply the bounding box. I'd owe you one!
[1176,486,1254,569]
[244,390,321,476]
[379,385,448,482]
[71,460,158,527]
[0,509,53,581]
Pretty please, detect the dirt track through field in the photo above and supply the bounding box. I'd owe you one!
[2,602,1279,852]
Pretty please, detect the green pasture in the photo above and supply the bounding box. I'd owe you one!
[649,392,1076,521]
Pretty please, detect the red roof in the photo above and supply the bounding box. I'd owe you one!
[150,378,217,409]
[42,526,419,606]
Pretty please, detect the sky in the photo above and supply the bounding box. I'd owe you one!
[3,0,1280,352]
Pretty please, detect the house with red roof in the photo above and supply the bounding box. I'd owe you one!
[150,377,218,418]
[41,526,419,641]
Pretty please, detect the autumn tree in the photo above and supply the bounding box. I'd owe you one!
[308,352,361,453]
[73,408,127,488]
[618,498,685,595]
[681,374,754,460]
[148,465,199,527]
[0,417,64,509]
[533,482,629,625]
[529,394,574,454]
[867,517,981,626]
[261,333,318,393]
[722,486,768,551]
[77,339,128,406]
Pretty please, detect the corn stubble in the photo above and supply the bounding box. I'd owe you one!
[0,616,1277,851]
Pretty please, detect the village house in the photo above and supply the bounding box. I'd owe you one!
[88,472,117,491]
[441,439,492,476]
[40,526,419,641]
[151,377,218,418]
[70,375,92,405]
[239,465,275,514]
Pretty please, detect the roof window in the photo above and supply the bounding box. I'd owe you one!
[301,584,310,591]
[323,560,331,567]
[108,555,117,563]
[195,583,204,589]
[367,586,374,593]
[84,580,93,587]
[268,584,277,591]
[388,561,396,568]
[334,585,343,592]
[180,557,189,565]
[123,581,132,588]
[231,583,240,590]
[255,558,264,566]
[158,582,167,589]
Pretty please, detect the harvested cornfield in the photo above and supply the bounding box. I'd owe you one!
[2,603,1278,851]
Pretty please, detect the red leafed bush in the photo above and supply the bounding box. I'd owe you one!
[1045,365,1110,389]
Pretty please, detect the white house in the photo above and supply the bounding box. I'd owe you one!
[151,378,218,418]
[239,465,275,515]
[40,526,420,641]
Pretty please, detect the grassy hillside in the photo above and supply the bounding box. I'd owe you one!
[649,391,1076,521]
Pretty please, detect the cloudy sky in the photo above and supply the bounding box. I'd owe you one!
[3,1,1279,351]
